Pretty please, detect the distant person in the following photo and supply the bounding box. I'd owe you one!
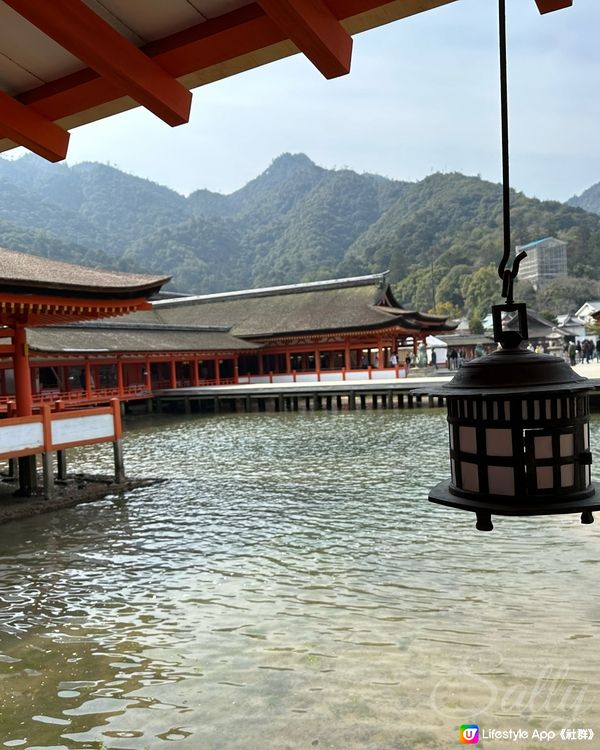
[568,341,577,366]
[390,352,398,367]
[596,339,600,362]
[360,354,369,369]
[449,349,458,370]
[404,354,411,375]
[430,349,437,370]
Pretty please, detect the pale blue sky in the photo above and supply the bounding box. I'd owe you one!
[20,0,600,201]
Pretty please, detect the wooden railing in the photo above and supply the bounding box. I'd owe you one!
[0,400,121,461]
[0,385,148,414]
[0,399,126,498]
[237,366,407,384]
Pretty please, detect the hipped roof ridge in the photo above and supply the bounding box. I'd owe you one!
[152,272,390,307]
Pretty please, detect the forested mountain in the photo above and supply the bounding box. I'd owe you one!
[1,152,600,319]
[569,182,600,216]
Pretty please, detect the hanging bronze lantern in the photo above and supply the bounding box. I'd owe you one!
[421,299,598,531]
[417,0,596,531]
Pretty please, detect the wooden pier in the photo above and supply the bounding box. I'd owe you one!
[151,377,450,415]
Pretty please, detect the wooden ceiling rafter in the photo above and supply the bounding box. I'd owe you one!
[2,0,192,126]
[255,0,352,78]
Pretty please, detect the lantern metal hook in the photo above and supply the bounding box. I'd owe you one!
[496,0,528,308]
[499,249,527,305]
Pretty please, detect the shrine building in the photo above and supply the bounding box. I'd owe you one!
[0,246,168,495]
[5,269,456,408]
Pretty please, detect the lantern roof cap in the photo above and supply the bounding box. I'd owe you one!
[416,347,597,397]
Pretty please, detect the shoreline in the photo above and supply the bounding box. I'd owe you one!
[0,473,164,525]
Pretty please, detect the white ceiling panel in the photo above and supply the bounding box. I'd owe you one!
[0,5,84,91]
[0,53,42,95]
[84,0,208,44]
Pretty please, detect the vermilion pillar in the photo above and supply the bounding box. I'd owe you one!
[12,323,32,417]
[116,359,124,397]
[169,359,177,389]
[85,361,92,400]
[12,322,37,494]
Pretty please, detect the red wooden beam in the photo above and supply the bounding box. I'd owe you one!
[0,90,69,161]
[3,0,191,126]
[256,0,352,78]
[18,5,283,124]
[10,0,448,132]
[534,0,573,13]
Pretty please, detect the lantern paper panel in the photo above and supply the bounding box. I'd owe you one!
[447,393,592,501]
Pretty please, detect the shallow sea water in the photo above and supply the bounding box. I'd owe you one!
[0,408,599,749]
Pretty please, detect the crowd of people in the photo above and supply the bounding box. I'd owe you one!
[355,339,600,373]
[564,338,600,365]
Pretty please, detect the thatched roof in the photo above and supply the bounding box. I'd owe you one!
[136,273,456,338]
[22,274,456,356]
[0,247,169,298]
[27,324,258,354]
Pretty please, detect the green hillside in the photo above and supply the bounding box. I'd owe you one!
[1,152,600,318]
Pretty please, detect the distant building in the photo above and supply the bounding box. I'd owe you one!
[504,308,570,350]
[515,236,567,290]
[575,301,600,324]
[555,313,587,339]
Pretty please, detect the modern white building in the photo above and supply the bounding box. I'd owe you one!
[516,237,567,290]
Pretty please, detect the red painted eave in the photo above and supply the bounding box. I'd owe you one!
[534,0,573,14]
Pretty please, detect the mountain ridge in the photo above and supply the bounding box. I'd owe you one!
[1,152,600,318]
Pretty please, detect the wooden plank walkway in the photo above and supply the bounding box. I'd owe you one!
[135,362,600,415]
[153,375,452,413]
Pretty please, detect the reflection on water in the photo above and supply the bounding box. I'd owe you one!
[0,410,599,749]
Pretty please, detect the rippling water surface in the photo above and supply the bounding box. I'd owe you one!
[0,409,599,749]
